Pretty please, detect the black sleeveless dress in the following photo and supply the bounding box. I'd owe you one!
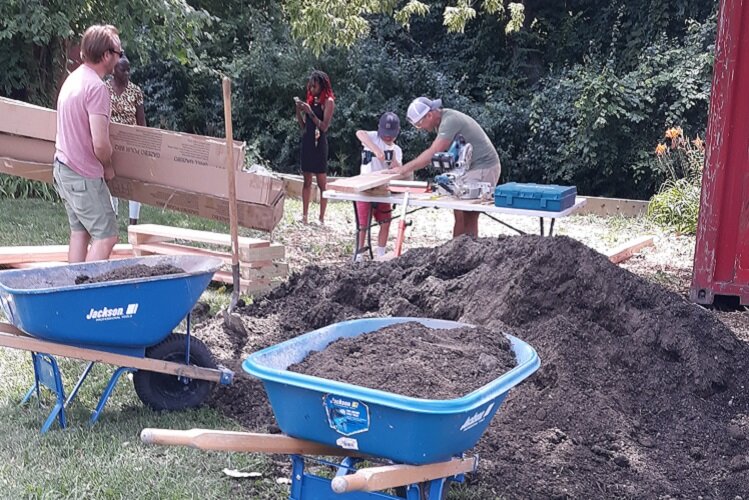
[300,99,328,174]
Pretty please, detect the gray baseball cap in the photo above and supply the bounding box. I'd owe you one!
[407,97,442,125]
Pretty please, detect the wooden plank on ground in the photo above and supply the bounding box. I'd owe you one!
[0,244,133,265]
[328,172,403,193]
[605,236,655,264]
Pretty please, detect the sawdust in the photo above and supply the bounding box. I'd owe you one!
[195,235,749,498]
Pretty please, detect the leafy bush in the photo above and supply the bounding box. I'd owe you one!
[647,178,701,234]
[647,127,705,234]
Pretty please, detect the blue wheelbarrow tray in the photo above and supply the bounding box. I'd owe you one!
[243,317,540,465]
[0,255,223,356]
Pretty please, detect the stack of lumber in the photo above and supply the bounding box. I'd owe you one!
[0,97,285,232]
[128,224,287,293]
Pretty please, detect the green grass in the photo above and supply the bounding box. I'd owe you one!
[0,348,285,499]
[0,198,287,498]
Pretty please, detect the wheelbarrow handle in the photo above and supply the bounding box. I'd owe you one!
[140,428,362,456]
[330,456,478,494]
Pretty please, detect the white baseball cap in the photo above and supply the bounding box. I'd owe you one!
[407,97,442,126]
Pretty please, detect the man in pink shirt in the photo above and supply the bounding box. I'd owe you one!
[53,24,122,262]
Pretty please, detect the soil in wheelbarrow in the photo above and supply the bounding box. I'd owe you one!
[75,264,184,284]
[289,322,516,400]
[195,235,749,499]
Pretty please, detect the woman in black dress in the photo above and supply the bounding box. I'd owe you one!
[295,70,336,224]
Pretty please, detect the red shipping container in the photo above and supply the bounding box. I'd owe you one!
[691,0,749,305]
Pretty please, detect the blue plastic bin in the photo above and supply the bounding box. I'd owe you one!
[495,182,577,212]
[243,317,540,465]
[0,255,222,356]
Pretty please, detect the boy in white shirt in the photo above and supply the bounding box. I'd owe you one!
[354,112,403,260]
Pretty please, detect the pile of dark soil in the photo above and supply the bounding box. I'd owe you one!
[75,264,184,284]
[196,235,749,498]
[288,322,516,400]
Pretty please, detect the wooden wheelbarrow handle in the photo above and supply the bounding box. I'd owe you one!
[331,456,478,494]
[140,428,360,456]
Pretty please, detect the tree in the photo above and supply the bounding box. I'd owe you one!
[282,0,525,55]
[0,0,212,105]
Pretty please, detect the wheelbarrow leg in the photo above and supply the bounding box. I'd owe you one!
[21,353,68,433]
[65,361,96,407]
[90,366,135,425]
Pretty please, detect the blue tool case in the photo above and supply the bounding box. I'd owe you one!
[494,182,577,212]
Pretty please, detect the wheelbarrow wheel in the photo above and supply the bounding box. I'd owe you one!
[133,333,217,411]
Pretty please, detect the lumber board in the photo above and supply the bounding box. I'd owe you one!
[0,244,133,265]
[132,242,288,279]
[605,236,655,264]
[0,326,228,383]
[213,271,279,293]
[239,243,285,263]
[577,196,649,217]
[241,262,289,280]
[328,172,404,193]
[131,239,284,265]
[128,224,269,249]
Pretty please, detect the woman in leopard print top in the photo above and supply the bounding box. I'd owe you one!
[106,55,146,225]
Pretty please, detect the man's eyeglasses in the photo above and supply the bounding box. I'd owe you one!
[109,48,124,58]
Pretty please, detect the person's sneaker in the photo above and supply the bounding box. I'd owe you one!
[376,246,387,257]
[354,253,364,263]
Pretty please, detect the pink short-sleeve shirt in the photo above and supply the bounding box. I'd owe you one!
[54,65,111,178]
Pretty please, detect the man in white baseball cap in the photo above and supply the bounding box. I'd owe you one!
[394,96,501,238]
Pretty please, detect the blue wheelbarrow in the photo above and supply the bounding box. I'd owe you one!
[0,255,234,432]
[141,317,539,499]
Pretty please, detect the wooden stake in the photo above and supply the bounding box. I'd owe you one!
[222,77,241,311]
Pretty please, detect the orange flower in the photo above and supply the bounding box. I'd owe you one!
[664,127,683,140]
[655,143,667,156]
[692,136,704,150]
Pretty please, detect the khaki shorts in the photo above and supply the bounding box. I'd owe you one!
[53,159,118,240]
[463,164,501,185]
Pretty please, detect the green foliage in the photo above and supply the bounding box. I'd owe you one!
[281,0,521,55]
[513,11,715,198]
[0,174,58,201]
[647,178,701,234]
[1,0,719,201]
[647,128,704,234]
[0,0,212,104]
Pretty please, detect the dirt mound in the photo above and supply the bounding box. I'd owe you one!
[196,235,749,498]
